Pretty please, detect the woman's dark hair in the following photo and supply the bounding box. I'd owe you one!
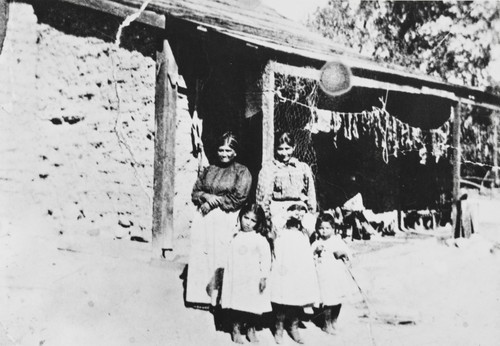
[315,212,336,231]
[286,203,307,212]
[216,131,239,154]
[284,203,307,231]
[238,203,266,234]
[275,132,295,148]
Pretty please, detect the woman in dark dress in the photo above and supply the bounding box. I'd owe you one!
[186,132,252,306]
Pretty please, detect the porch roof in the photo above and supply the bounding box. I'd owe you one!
[57,0,500,110]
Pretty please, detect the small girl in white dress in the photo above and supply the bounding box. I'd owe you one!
[221,203,272,343]
[311,212,352,335]
[269,202,319,344]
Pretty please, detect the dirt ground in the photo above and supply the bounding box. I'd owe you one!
[1,186,500,346]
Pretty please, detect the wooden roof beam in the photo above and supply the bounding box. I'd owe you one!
[272,61,500,112]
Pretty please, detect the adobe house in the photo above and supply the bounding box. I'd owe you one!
[2,0,499,257]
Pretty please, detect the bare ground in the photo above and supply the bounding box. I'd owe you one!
[1,188,500,346]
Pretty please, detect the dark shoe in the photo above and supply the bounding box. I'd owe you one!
[231,322,244,344]
[289,318,304,344]
[247,326,259,343]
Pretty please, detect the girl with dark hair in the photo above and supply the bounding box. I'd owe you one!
[311,212,352,335]
[256,132,317,236]
[186,132,252,307]
[269,202,319,344]
[221,203,272,343]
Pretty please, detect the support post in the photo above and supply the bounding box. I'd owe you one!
[492,113,499,187]
[0,0,8,54]
[261,61,275,165]
[152,37,178,257]
[451,102,461,237]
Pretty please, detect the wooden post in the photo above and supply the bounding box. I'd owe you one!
[262,61,275,165]
[0,0,8,55]
[492,113,499,187]
[152,37,178,257]
[451,102,461,237]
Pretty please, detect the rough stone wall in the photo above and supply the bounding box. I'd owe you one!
[0,2,198,250]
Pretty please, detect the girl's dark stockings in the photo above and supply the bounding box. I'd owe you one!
[228,310,260,344]
[321,304,342,335]
[272,303,304,344]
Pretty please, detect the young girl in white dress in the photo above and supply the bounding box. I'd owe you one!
[269,202,319,344]
[221,203,272,343]
[311,212,352,335]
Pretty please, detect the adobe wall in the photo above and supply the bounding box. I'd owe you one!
[0,2,198,249]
